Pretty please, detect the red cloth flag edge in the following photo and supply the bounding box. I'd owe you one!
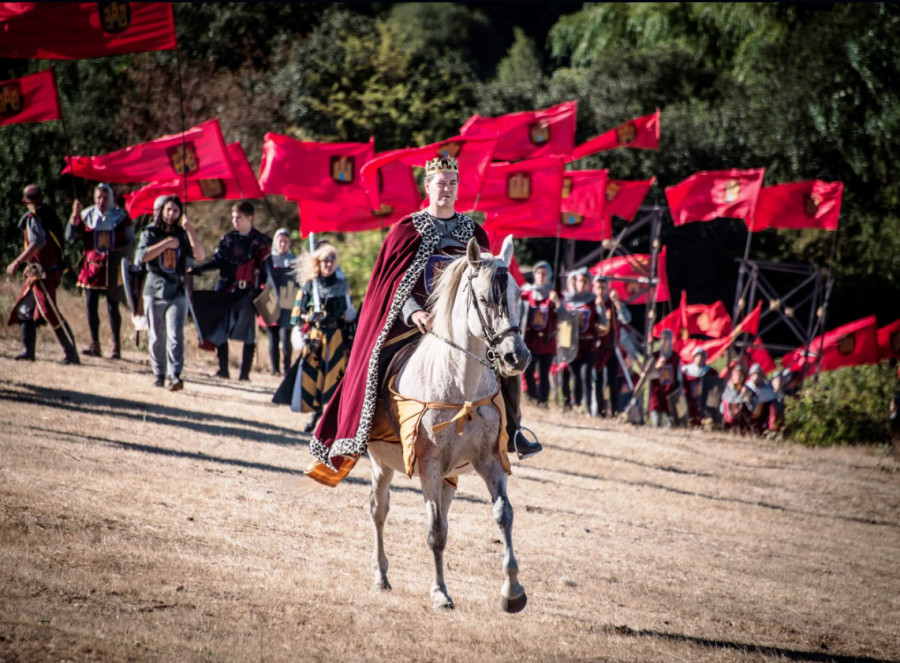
[604,177,655,223]
[571,109,660,161]
[63,118,235,184]
[783,315,879,374]
[460,101,577,162]
[877,318,900,361]
[589,246,670,304]
[665,169,764,226]
[297,200,405,239]
[0,3,177,59]
[0,68,62,127]
[749,181,843,232]
[678,301,763,365]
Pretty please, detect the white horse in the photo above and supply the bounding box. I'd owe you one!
[368,236,532,612]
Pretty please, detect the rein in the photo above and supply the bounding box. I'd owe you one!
[424,265,520,373]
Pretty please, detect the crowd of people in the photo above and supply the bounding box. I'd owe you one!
[7,171,788,449]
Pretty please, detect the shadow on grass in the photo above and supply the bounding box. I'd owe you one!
[612,625,900,663]
[0,383,305,447]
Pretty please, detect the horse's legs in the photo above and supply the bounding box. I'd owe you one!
[476,459,527,613]
[369,456,394,591]
[421,463,454,610]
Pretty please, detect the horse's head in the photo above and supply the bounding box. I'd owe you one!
[464,236,531,377]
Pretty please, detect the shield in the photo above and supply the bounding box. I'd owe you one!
[666,387,689,422]
[121,257,146,317]
[703,373,723,410]
[555,306,579,364]
[254,280,280,325]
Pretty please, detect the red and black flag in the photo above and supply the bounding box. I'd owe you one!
[0,68,62,127]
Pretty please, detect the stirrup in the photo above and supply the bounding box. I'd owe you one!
[509,426,543,460]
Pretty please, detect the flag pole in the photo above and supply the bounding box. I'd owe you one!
[53,68,79,204]
[174,42,188,203]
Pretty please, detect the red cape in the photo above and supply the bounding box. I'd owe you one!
[308,212,489,471]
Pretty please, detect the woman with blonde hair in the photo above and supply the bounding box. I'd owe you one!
[273,241,351,433]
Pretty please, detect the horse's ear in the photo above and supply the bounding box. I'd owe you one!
[499,234,514,267]
[466,237,482,269]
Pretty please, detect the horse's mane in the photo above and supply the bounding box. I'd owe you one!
[427,252,498,340]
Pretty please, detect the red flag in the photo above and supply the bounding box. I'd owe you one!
[590,246,670,304]
[877,318,900,361]
[460,101,576,161]
[783,315,879,374]
[0,3,176,59]
[123,142,262,216]
[678,301,762,365]
[297,199,404,239]
[571,109,660,160]
[258,133,374,206]
[557,170,611,241]
[745,337,777,375]
[359,135,496,212]
[363,157,422,215]
[63,118,234,184]
[0,68,61,127]
[665,169,765,226]
[476,157,564,226]
[653,291,732,340]
[749,180,843,232]
[604,177,655,223]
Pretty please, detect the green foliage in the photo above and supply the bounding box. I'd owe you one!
[784,363,898,446]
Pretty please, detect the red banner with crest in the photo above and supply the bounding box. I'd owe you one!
[652,290,732,340]
[63,118,233,184]
[783,315,879,374]
[665,169,764,226]
[297,199,404,239]
[0,3,176,59]
[0,68,61,126]
[748,180,843,232]
[460,101,576,162]
[475,158,564,230]
[571,109,660,161]
[603,177,655,223]
[589,246,670,304]
[877,318,900,361]
[678,301,763,365]
[123,142,261,216]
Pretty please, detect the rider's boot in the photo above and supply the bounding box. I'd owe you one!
[500,375,543,460]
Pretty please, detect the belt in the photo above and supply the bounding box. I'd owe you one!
[315,322,341,330]
[235,280,249,289]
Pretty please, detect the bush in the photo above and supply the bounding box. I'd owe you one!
[784,362,898,446]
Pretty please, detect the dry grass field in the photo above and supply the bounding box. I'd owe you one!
[1,284,899,663]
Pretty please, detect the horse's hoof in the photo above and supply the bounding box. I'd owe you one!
[373,580,392,592]
[500,591,527,613]
[432,598,455,611]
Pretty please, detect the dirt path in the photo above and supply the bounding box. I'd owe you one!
[1,338,898,663]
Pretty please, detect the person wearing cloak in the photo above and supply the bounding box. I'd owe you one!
[721,362,754,433]
[305,156,542,485]
[520,260,560,408]
[592,274,632,418]
[6,184,80,365]
[272,244,350,433]
[562,267,598,414]
[66,182,134,359]
[134,195,205,390]
[681,347,719,427]
[191,201,272,381]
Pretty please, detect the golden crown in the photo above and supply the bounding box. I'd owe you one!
[424,156,459,175]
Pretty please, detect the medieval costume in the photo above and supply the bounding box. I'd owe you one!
[134,196,198,391]
[7,196,79,364]
[520,260,558,407]
[721,366,754,433]
[66,183,133,358]
[592,275,632,418]
[648,329,682,427]
[262,229,298,376]
[272,270,350,431]
[744,363,780,433]
[681,347,720,427]
[561,270,599,412]
[192,226,272,380]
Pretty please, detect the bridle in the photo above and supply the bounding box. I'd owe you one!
[426,263,521,372]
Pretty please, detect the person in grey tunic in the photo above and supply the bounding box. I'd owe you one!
[134,195,205,390]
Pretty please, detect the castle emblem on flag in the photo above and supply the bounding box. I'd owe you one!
[803,192,821,217]
[331,156,355,185]
[198,179,226,199]
[724,179,741,203]
[371,204,394,218]
[436,141,463,159]
[99,2,132,34]
[605,181,621,202]
[837,333,855,356]
[562,177,574,199]
[507,172,531,200]
[562,212,583,226]
[529,121,550,146]
[167,142,199,176]
[0,81,22,118]
[616,122,637,146]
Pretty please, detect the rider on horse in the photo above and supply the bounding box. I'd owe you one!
[306,155,543,485]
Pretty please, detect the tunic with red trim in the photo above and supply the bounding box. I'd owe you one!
[648,352,681,412]
[67,204,133,290]
[7,204,67,328]
[565,294,600,359]
[521,287,557,356]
